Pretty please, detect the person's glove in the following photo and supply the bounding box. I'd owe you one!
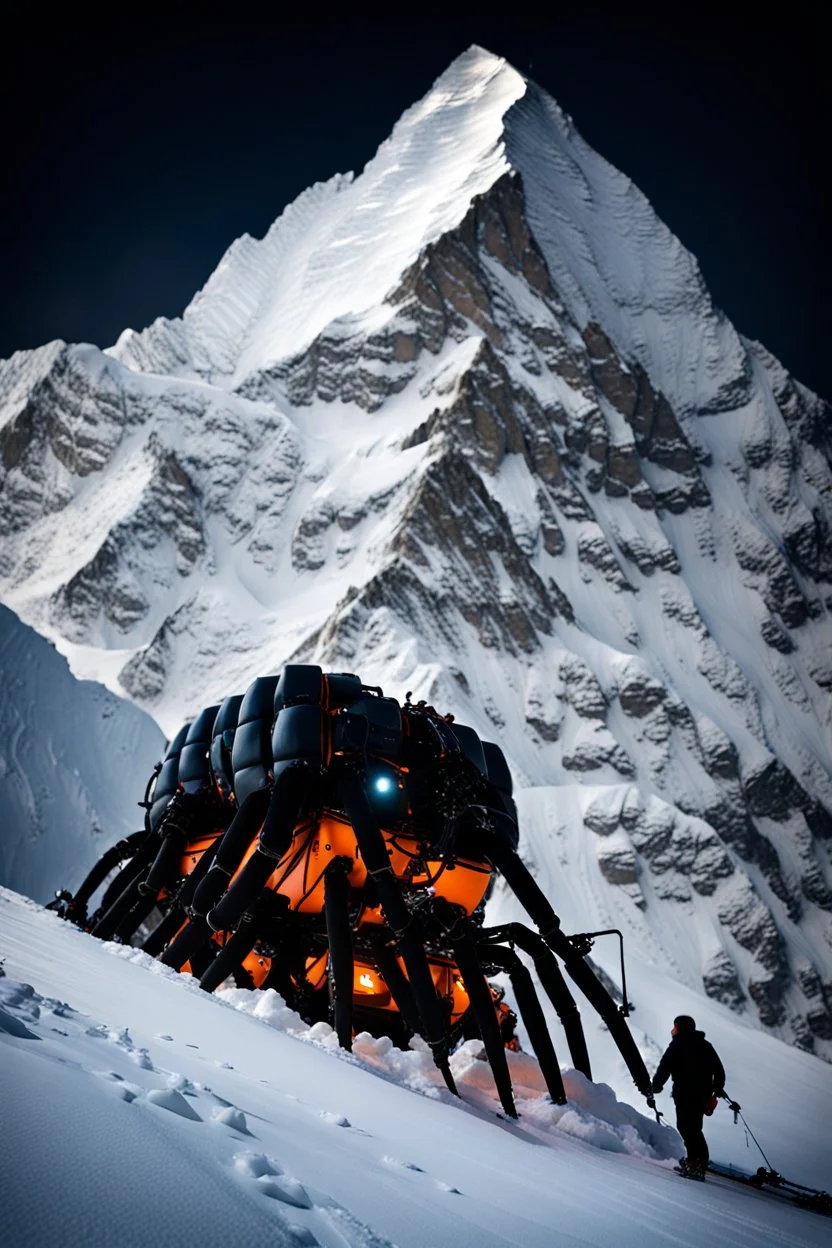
[651,1079,664,1094]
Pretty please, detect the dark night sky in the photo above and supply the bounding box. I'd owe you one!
[2,11,827,397]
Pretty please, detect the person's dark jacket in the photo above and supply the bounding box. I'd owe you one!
[652,1030,725,1103]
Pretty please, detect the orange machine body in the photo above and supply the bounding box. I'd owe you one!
[229,812,491,918]
[233,814,368,913]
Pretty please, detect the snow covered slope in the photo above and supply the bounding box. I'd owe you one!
[0,604,164,901]
[2,887,830,1248]
[0,46,830,1058]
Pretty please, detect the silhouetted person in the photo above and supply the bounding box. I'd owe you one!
[652,1014,725,1178]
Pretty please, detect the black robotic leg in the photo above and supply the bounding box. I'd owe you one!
[90,868,150,940]
[191,788,271,917]
[160,916,212,970]
[142,906,188,958]
[141,839,220,957]
[324,858,355,1050]
[95,852,148,922]
[199,913,259,994]
[432,899,516,1118]
[141,823,189,898]
[483,923,591,1079]
[189,940,218,981]
[477,942,566,1105]
[481,831,651,1096]
[364,928,421,1034]
[338,769,458,1097]
[207,767,309,933]
[113,890,160,944]
[64,830,147,925]
[89,827,165,939]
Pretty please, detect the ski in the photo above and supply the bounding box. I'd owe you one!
[707,1162,831,1216]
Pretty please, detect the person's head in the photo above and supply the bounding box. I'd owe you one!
[672,1014,696,1037]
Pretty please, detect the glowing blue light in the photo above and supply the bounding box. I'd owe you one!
[374,776,393,794]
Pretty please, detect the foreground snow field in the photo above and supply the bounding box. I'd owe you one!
[1,888,828,1248]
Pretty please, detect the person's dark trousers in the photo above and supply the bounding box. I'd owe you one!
[675,1097,708,1170]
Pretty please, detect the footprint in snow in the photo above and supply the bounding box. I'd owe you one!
[0,980,41,1024]
[381,1155,424,1173]
[0,1005,40,1040]
[233,1151,282,1179]
[319,1111,351,1127]
[166,1072,197,1095]
[44,998,73,1018]
[94,1071,145,1103]
[207,1091,233,1107]
[318,1205,398,1248]
[258,1176,313,1209]
[130,1048,155,1071]
[282,1226,318,1246]
[233,1152,312,1208]
[213,1106,251,1134]
[146,1088,202,1121]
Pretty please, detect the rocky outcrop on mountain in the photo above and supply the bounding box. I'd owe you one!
[1,47,830,1057]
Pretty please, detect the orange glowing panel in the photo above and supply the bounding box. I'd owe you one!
[179,831,223,877]
[304,952,328,992]
[352,959,392,1007]
[241,950,271,989]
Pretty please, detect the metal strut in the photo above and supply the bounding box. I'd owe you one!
[324,857,355,1050]
[480,923,590,1080]
[479,941,567,1106]
[199,912,259,994]
[432,897,516,1118]
[480,828,652,1096]
[568,929,632,1016]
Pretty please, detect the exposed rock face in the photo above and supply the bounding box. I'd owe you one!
[702,950,745,1011]
[596,832,639,887]
[1,47,830,1056]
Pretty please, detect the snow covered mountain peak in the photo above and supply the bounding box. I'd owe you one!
[109,43,741,424]
[110,46,526,384]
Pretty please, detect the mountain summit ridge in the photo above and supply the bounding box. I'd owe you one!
[110,47,526,386]
[1,46,830,1062]
[108,45,747,423]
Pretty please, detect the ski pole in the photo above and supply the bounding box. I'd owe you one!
[721,1093,775,1172]
[646,1093,664,1125]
